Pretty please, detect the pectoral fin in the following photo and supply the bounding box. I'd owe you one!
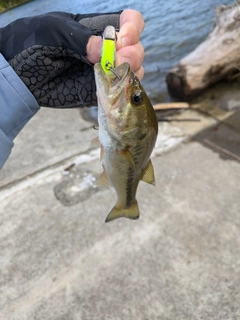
[90,136,100,148]
[105,201,139,222]
[95,170,110,186]
[141,160,156,186]
[119,149,135,169]
[100,145,104,160]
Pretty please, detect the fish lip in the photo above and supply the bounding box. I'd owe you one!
[94,62,131,96]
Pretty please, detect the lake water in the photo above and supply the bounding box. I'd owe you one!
[0,0,234,103]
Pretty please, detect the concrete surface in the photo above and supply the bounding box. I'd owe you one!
[0,89,240,319]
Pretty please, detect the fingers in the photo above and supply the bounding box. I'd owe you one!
[115,9,145,79]
[115,42,145,80]
[86,9,145,79]
[118,9,145,48]
[134,66,145,81]
[86,35,102,65]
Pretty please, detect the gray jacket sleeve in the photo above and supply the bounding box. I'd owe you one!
[0,53,39,169]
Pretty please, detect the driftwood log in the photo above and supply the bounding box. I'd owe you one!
[166,4,240,100]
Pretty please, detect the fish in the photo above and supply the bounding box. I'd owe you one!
[93,62,158,222]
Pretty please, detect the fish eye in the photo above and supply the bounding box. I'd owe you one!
[132,90,143,106]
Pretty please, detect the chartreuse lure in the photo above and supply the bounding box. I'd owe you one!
[100,26,116,74]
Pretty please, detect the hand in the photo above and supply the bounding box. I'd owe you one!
[0,10,144,108]
[86,9,145,80]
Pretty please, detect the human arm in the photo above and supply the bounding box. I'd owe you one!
[0,53,39,167]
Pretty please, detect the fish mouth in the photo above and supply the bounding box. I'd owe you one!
[94,62,131,101]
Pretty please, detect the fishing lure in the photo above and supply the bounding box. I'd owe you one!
[100,26,116,74]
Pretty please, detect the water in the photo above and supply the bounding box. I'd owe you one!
[0,0,234,103]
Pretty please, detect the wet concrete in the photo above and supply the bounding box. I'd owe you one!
[0,87,240,319]
[54,163,101,207]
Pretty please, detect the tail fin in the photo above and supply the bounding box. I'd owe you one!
[105,201,139,223]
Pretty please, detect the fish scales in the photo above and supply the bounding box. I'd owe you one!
[94,62,158,222]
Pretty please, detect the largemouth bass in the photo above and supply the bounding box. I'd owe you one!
[94,62,158,222]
